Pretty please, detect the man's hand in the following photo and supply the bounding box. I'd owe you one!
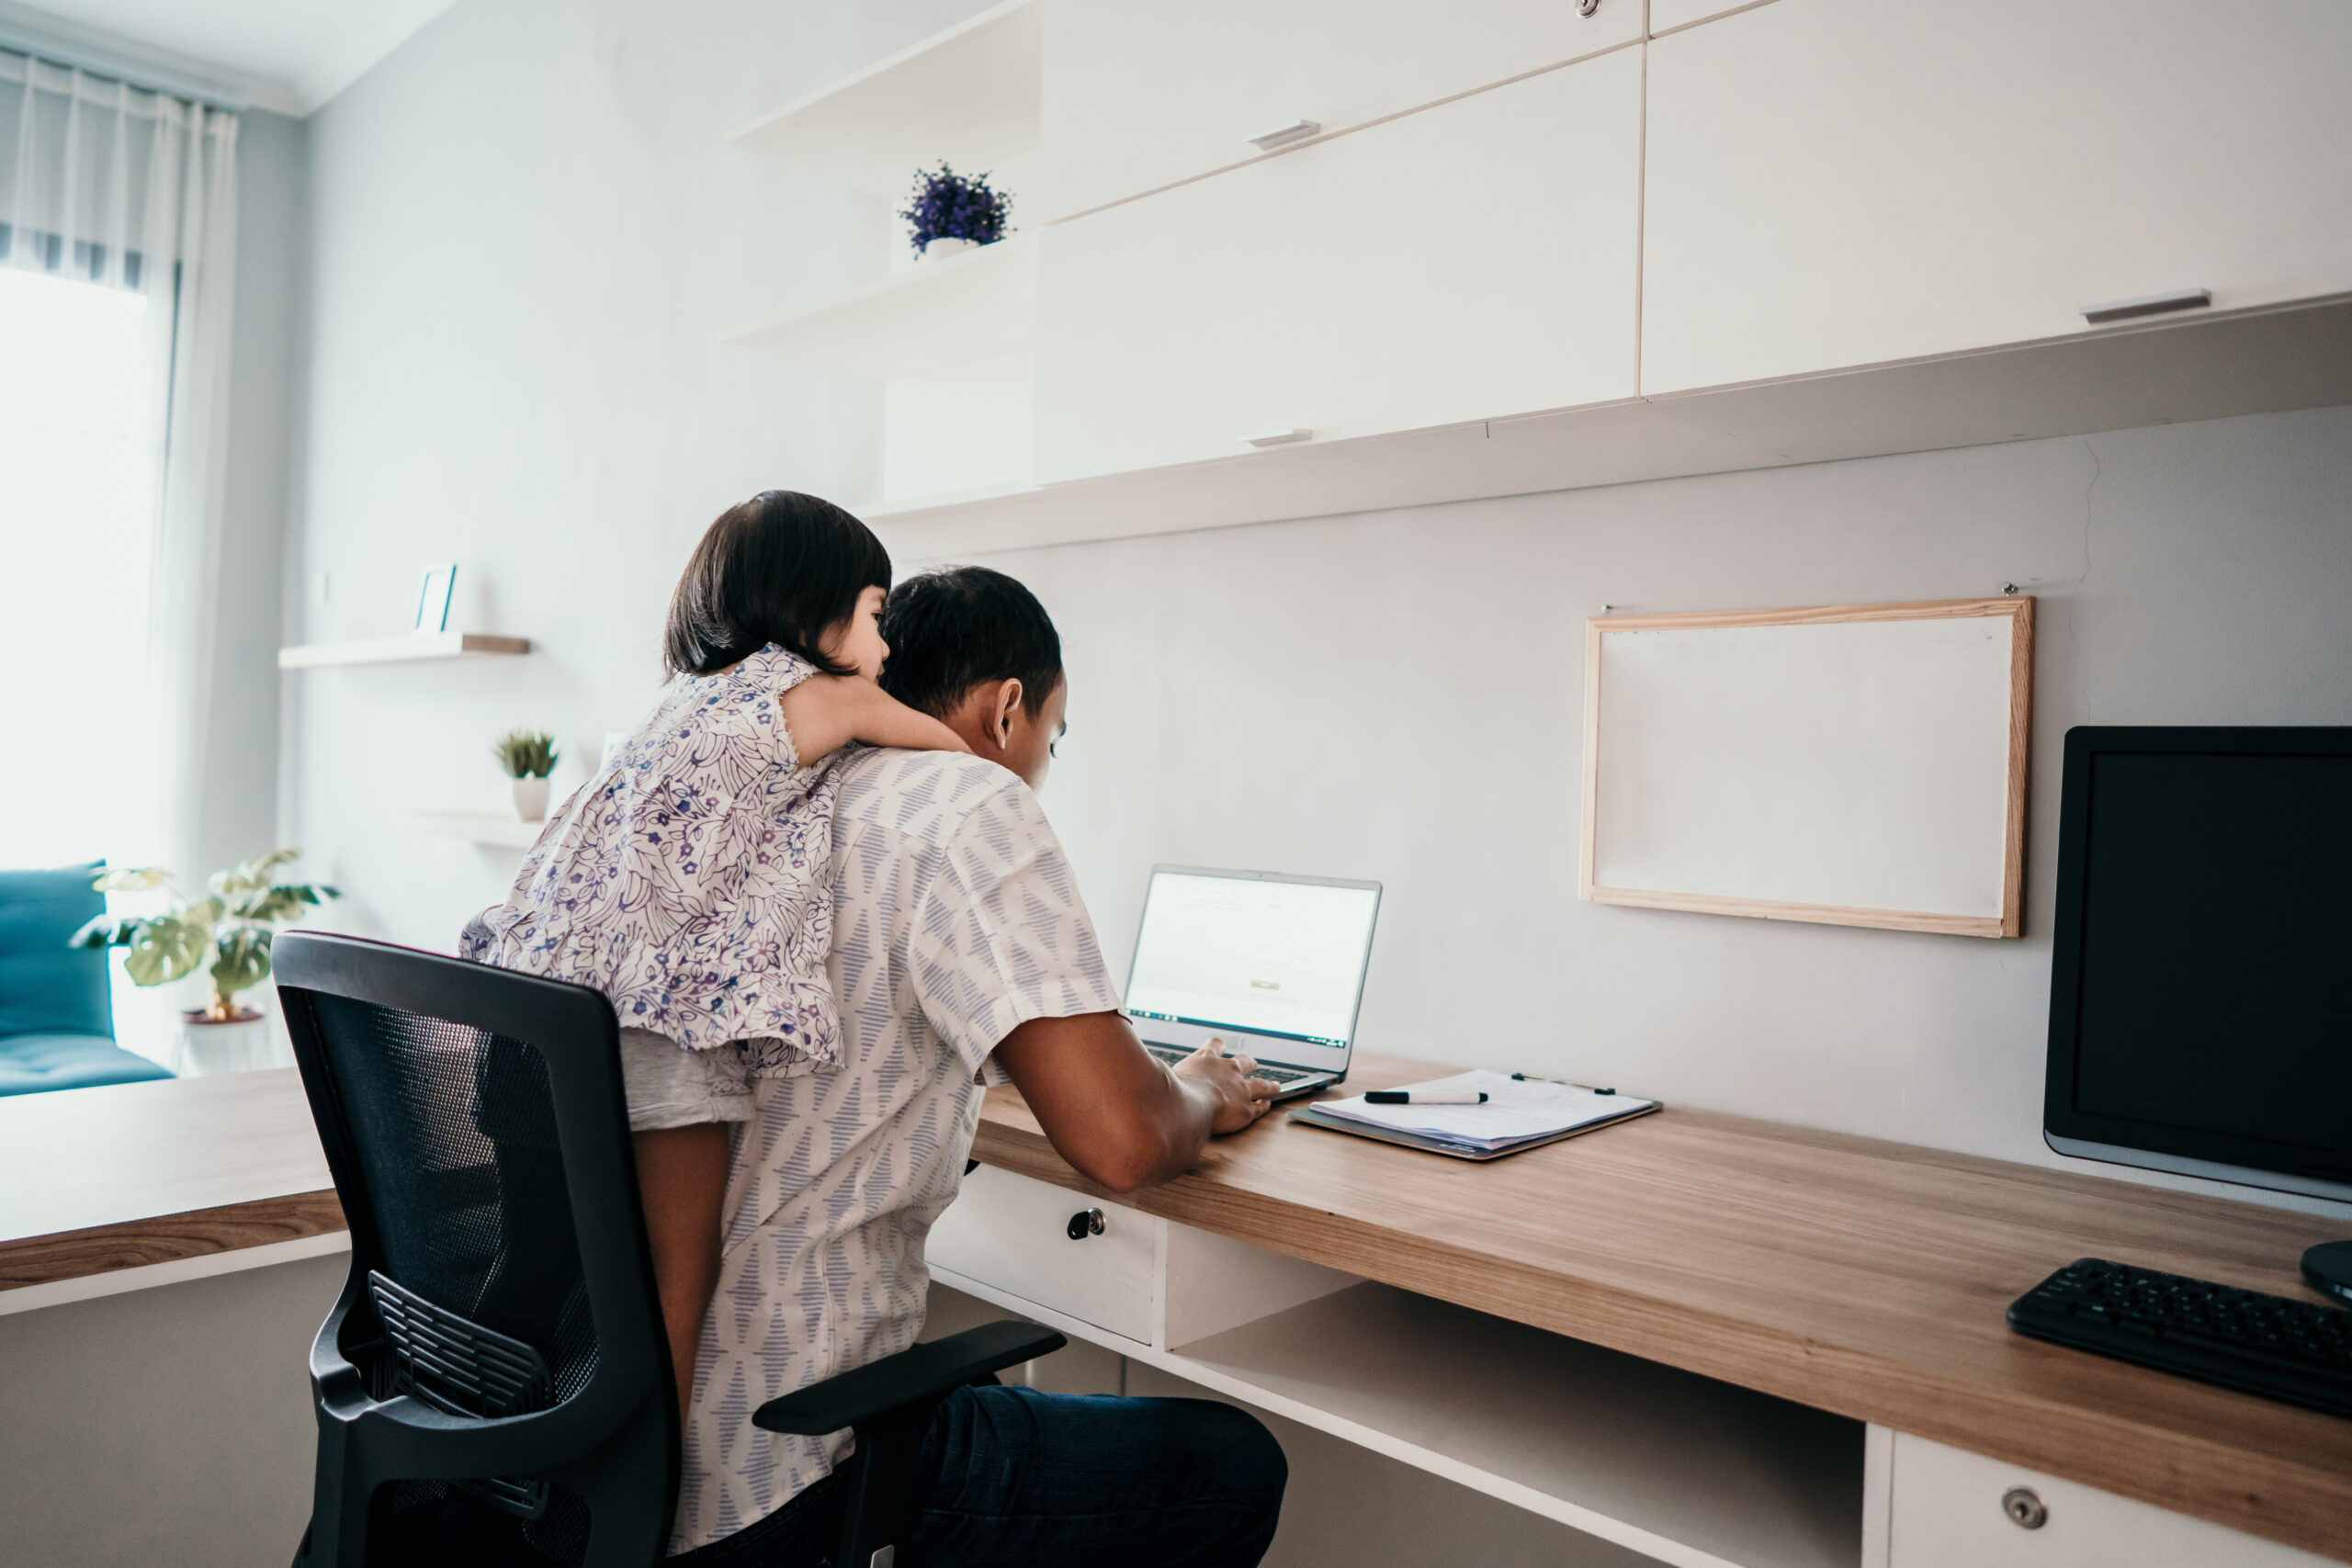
[996,1014,1277,1193]
[1172,1036,1277,1134]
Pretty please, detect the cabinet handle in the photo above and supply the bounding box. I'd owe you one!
[1577,0,1602,14]
[1246,118,1321,152]
[2001,1487,2048,1530]
[1066,1208,1105,1240]
[1242,428,1312,448]
[2081,288,2210,324]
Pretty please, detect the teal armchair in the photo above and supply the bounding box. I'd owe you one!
[0,863,175,1096]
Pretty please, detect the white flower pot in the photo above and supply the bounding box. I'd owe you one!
[513,776,551,821]
[921,236,979,262]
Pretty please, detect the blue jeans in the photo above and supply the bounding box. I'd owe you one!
[673,1386,1287,1568]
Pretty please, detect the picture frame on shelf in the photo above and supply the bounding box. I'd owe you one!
[413,562,458,633]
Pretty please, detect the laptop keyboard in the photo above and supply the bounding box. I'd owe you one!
[1145,1043,1323,1086]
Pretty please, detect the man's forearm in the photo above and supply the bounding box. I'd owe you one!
[995,1012,1273,1193]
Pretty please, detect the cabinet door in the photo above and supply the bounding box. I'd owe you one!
[1035,0,1640,220]
[1643,0,2352,395]
[1885,1434,2333,1568]
[1034,48,1642,484]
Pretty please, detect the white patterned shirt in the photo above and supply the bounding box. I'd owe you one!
[670,746,1122,1553]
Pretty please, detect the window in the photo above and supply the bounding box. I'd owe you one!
[0,265,162,869]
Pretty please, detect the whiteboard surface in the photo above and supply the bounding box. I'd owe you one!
[1590,614,2019,921]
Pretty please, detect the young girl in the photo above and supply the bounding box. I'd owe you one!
[461,490,967,1404]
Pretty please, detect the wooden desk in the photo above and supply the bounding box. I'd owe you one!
[969,1052,2352,1562]
[0,1070,341,1296]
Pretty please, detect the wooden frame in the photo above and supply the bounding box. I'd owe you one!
[1579,596,2034,938]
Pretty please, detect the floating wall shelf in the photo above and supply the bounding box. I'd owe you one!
[729,0,1040,194]
[277,632,532,670]
[730,232,1037,379]
[404,811,544,851]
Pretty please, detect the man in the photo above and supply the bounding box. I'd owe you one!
[667,566,1288,1565]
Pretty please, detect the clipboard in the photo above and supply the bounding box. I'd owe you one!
[1285,1097,1661,1161]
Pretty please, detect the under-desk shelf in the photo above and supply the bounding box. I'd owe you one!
[729,232,1036,379]
[728,0,1039,196]
[277,631,531,670]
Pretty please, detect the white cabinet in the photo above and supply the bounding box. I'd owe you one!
[1035,0,1641,221]
[1642,0,2352,395]
[1034,46,1642,484]
[925,1164,1159,1344]
[1883,1433,2336,1568]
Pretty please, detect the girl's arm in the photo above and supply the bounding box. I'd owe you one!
[779,675,972,764]
[631,1122,729,1421]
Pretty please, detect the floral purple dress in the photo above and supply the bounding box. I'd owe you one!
[461,645,844,1076]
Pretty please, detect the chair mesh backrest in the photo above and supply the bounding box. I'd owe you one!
[310,992,601,1406]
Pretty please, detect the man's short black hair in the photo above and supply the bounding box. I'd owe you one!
[662,491,891,677]
[878,567,1064,719]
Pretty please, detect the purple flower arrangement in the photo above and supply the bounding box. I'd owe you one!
[899,162,1012,255]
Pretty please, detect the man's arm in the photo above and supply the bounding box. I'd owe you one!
[994,1013,1275,1193]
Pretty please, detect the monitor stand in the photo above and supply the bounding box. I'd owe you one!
[2302,1241,2352,1307]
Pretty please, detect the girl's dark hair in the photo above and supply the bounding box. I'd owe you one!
[662,491,892,677]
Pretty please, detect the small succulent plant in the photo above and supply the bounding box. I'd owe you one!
[494,729,559,779]
[898,162,1012,255]
[72,851,340,1021]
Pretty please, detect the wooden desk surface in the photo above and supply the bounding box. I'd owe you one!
[0,1070,341,1292]
[973,1052,2352,1561]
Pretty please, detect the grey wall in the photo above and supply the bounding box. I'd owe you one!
[278,0,2352,1219]
[200,105,306,877]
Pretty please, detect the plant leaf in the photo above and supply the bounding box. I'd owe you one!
[215,847,300,895]
[209,927,274,1000]
[234,885,330,924]
[93,866,173,893]
[70,913,142,949]
[123,915,211,986]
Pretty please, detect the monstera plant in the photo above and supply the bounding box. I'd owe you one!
[73,849,340,1022]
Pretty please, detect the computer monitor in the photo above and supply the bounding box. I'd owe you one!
[1123,865,1382,1077]
[2043,727,2352,1208]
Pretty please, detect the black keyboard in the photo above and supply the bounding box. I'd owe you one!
[2008,1257,2352,1419]
[1143,1043,1321,1087]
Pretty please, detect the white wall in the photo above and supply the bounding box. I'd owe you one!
[283,0,2352,1218]
[284,0,990,939]
[1001,410,2352,1207]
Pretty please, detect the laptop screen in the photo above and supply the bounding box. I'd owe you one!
[1124,868,1381,1063]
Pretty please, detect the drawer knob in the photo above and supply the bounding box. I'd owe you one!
[1067,1208,1106,1240]
[2001,1486,2048,1530]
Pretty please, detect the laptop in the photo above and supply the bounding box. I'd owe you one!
[1123,864,1383,1103]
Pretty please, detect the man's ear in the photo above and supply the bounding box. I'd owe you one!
[991,678,1025,747]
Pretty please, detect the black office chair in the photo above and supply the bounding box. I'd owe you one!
[277,931,1062,1568]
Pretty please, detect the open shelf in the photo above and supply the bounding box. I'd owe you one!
[403,811,543,850]
[729,231,1035,379]
[277,631,531,671]
[729,0,1039,196]
[933,1263,1862,1568]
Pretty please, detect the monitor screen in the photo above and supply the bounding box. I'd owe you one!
[1125,869,1381,1048]
[2045,728,2352,1198]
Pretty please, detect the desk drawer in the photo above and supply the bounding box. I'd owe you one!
[1887,1433,2332,1568]
[927,1165,1157,1345]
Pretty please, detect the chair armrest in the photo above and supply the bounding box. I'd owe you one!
[753,1320,1066,1436]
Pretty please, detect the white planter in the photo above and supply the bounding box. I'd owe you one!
[513,775,551,821]
[921,236,980,262]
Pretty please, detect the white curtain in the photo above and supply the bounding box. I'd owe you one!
[0,50,240,884]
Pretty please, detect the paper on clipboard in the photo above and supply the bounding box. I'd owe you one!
[1310,1069,1656,1153]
